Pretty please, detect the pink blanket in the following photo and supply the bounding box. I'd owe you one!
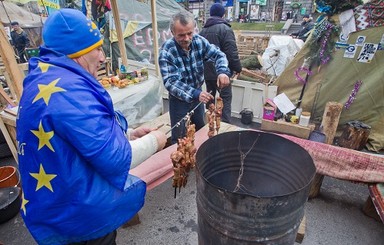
[130,126,211,190]
[281,134,384,183]
[131,127,384,191]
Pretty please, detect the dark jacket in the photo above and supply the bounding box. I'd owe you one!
[200,16,242,80]
[10,30,30,50]
[292,20,314,42]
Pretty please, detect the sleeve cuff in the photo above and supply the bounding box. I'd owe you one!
[129,134,158,169]
[192,89,201,100]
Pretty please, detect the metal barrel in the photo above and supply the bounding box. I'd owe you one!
[195,131,316,245]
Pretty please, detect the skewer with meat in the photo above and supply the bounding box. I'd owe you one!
[206,103,215,138]
[170,121,197,197]
[206,96,223,137]
[215,97,223,133]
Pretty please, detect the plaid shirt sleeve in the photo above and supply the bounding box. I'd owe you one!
[159,36,230,103]
[159,39,201,103]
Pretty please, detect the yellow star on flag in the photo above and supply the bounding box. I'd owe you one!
[38,62,51,73]
[31,121,55,152]
[32,78,66,105]
[30,164,57,192]
[21,192,29,216]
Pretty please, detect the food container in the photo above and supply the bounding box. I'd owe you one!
[299,112,310,127]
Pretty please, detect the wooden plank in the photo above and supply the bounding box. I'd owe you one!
[0,113,18,163]
[241,68,267,81]
[362,196,381,222]
[0,22,24,101]
[150,0,160,76]
[0,109,16,127]
[295,215,306,243]
[110,0,128,69]
[260,119,315,139]
[321,102,343,145]
[0,108,20,163]
[309,102,343,198]
[0,88,16,107]
[309,173,325,199]
[0,66,19,101]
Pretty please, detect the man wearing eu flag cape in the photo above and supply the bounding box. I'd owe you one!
[16,8,167,245]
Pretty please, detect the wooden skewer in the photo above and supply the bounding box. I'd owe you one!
[154,123,164,130]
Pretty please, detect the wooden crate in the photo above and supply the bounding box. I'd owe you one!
[0,108,17,162]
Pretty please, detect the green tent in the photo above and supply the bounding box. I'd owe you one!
[274,21,384,152]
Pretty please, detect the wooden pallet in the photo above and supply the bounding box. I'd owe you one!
[236,35,270,58]
[0,108,17,162]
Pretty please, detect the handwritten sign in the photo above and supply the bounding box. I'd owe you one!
[356,43,378,63]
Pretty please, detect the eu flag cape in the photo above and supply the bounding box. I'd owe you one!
[16,47,146,244]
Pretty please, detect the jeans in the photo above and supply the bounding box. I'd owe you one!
[169,95,205,144]
[205,80,232,123]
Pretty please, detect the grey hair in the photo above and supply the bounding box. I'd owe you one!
[170,11,195,32]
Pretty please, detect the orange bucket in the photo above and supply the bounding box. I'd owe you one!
[0,166,19,188]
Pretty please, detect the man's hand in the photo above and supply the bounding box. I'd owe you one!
[217,74,230,89]
[130,127,167,151]
[199,91,214,104]
[130,127,152,140]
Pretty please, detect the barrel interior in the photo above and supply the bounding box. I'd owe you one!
[196,131,316,197]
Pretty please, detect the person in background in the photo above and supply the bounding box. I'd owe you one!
[287,11,292,20]
[290,14,315,42]
[200,3,242,124]
[16,8,166,245]
[10,21,30,63]
[159,11,230,144]
[293,12,298,23]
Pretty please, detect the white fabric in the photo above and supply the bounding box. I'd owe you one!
[127,128,134,140]
[339,9,356,40]
[107,75,163,128]
[262,35,304,76]
[129,134,158,168]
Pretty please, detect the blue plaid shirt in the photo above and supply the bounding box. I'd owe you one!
[159,34,230,103]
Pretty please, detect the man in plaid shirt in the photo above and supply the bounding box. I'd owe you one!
[159,11,231,144]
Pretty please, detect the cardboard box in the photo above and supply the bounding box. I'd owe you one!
[263,99,277,121]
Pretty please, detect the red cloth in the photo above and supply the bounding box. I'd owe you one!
[280,134,384,183]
